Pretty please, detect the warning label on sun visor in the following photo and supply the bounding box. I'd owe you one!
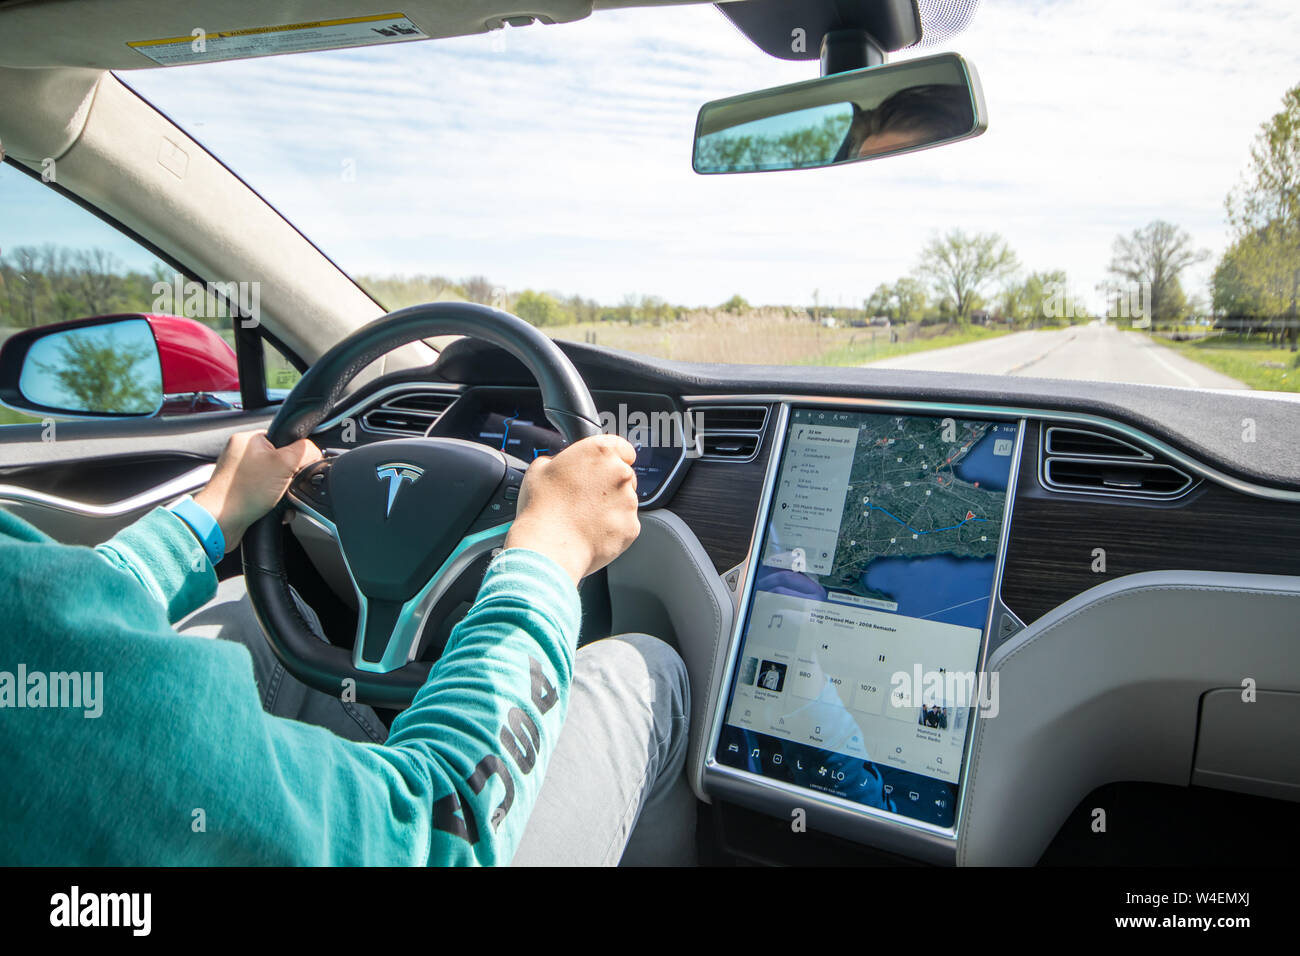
[128,13,427,66]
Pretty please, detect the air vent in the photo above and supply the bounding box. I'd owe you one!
[1040,424,1195,499]
[695,405,769,432]
[1045,426,1151,460]
[386,392,458,415]
[690,404,770,462]
[699,433,760,459]
[360,389,457,436]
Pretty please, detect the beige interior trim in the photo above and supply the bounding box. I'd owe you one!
[0,1,713,71]
[0,65,102,161]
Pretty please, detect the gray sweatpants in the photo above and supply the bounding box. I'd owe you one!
[177,576,697,866]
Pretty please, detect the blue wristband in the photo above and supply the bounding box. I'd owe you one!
[169,495,226,566]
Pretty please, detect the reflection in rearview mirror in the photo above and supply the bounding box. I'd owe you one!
[693,52,986,175]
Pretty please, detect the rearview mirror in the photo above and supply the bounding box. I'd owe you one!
[693,52,986,175]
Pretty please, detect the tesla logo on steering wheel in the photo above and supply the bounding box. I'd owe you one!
[375,462,424,517]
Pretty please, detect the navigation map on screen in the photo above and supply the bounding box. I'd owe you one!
[715,408,1020,829]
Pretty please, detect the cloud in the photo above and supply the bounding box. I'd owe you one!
[102,0,1300,310]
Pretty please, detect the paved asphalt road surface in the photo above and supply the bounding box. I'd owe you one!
[866,322,1247,389]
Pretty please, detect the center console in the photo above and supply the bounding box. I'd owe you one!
[702,402,1024,862]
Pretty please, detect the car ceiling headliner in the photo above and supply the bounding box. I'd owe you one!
[0,0,717,70]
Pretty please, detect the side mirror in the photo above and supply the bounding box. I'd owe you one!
[0,313,240,419]
[693,52,986,175]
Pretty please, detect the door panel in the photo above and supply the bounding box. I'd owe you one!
[0,409,272,542]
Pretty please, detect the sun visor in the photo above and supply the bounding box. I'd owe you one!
[0,0,644,70]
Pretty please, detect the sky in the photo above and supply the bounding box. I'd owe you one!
[32,0,1300,311]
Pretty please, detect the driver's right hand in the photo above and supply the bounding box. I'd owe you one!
[504,434,640,586]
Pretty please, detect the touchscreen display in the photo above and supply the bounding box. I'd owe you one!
[714,407,1020,829]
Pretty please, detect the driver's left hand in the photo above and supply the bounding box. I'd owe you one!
[194,430,321,552]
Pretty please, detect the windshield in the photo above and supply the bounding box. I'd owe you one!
[120,0,1300,393]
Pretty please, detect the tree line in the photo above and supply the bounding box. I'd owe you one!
[357,274,690,328]
[1215,83,1300,348]
[0,247,165,330]
[860,219,1203,332]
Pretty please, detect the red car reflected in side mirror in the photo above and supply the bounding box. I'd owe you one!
[0,312,242,419]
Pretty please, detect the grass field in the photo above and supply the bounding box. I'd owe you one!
[801,324,1012,367]
[546,312,1013,367]
[1149,332,1300,392]
[0,406,38,426]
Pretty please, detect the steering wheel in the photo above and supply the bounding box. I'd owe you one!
[242,302,601,707]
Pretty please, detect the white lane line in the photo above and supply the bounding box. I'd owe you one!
[1140,338,1210,387]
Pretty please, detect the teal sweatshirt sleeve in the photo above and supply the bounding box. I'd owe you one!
[0,505,581,866]
[94,506,218,623]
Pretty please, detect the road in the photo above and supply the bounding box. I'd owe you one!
[866,322,1247,389]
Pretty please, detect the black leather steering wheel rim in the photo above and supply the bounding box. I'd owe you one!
[264,301,601,445]
[242,302,601,708]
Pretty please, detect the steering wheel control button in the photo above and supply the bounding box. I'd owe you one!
[291,461,334,515]
[465,467,526,534]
